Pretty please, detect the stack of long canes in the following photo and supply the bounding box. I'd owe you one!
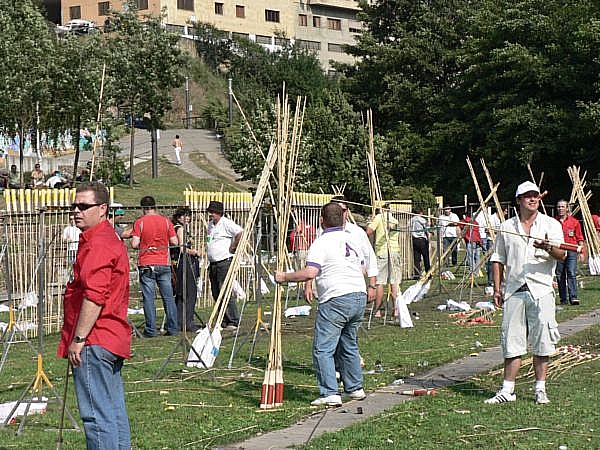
[186,143,278,369]
[260,94,305,409]
[567,166,600,274]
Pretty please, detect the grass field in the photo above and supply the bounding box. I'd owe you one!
[0,274,599,449]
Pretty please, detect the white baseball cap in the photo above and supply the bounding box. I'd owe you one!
[515,181,540,198]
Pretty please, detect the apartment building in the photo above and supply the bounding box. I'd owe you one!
[60,0,362,70]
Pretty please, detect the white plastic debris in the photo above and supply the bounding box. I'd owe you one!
[475,301,496,311]
[446,299,471,312]
[284,305,311,318]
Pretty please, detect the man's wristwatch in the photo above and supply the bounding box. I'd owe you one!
[368,285,377,289]
[73,335,86,344]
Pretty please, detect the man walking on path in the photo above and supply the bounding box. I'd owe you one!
[172,134,183,165]
[438,206,460,267]
[206,200,243,329]
[57,182,132,449]
[131,196,180,337]
[275,202,376,407]
[486,181,565,405]
[555,199,585,305]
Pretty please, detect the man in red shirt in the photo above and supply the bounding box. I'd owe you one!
[131,196,180,337]
[57,181,131,449]
[460,213,482,275]
[555,200,585,305]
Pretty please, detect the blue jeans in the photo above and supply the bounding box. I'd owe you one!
[555,250,578,303]
[139,265,179,336]
[72,345,130,450]
[313,292,366,397]
[466,241,480,274]
[481,238,493,285]
[443,237,457,266]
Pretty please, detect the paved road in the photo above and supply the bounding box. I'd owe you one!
[55,128,248,186]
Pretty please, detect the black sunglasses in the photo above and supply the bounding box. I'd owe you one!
[70,202,105,211]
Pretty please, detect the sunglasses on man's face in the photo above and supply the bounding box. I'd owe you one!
[70,202,104,211]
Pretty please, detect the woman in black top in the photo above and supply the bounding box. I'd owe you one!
[171,207,201,332]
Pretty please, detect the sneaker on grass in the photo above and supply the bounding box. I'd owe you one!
[535,390,550,404]
[346,389,366,400]
[484,391,516,404]
[311,394,342,407]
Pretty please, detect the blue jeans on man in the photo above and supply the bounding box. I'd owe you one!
[313,292,366,397]
[556,250,578,304]
[443,237,457,266]
[466,241,480,274]
[72,345,130,450]
[139,265,179,336]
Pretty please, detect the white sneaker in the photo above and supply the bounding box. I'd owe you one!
[347,388,366,400]
[311,394,342,407]
[484,391,516,404]
[535,390,550,404]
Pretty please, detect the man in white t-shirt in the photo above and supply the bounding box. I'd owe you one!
[206,200,243,330]
[438,206,459,267]
[275,202,376,407]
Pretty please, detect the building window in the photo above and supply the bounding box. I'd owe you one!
[177,0,194,10]
[236,5,245,18]
[265,9,280,23]
[98,1,110,16]
[214,2,223,14]
[296,39,321,51]
[255,35,272,44]
[137,0,149,10]
[348,20,362,33]
[327,18,341,31]
[232,32,249,40]
[274,37,289,46]
[313,16,321,27]
[69,6,81,19]
[299,14,307,26]
[328,43,344,53]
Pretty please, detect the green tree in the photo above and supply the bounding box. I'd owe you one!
[105,1,188,182]
[0,0,57,185]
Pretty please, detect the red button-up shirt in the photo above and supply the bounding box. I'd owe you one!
[556,214,584,246]
[57,220,131,359]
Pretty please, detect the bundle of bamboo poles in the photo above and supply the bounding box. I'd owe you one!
[567,166,600,274]
[489,345,599,380]
[187,144,278,369]
[260,94,306,409]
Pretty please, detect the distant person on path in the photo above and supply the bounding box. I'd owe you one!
[7,164,20,188]
[555,199,585,306]
[460,212,481,275]
[57,181,132,449]
[438,206,460,267]
[206,200,243,330]
[367,205,401,318]
[274,202,376,407]
[172,134,183,165]
[486,181,565,405]
[131,196,180,337]
[410,209,430,279]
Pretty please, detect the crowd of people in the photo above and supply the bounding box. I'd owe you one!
[57,179,596,448]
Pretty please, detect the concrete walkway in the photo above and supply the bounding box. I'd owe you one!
[55,128,249,187]
[225,308,600,450]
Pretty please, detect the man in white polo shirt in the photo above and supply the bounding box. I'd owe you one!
[275,202,376,407]
[485,181,565,405]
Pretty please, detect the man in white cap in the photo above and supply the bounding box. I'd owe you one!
[485,181,565,405]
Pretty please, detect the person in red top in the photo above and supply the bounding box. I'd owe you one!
[555,200,585,305]
[460,213,481,274]
[131,196,180,337]
[592,214,600,236]
[289,220,316,268]
[57,181,131,449]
